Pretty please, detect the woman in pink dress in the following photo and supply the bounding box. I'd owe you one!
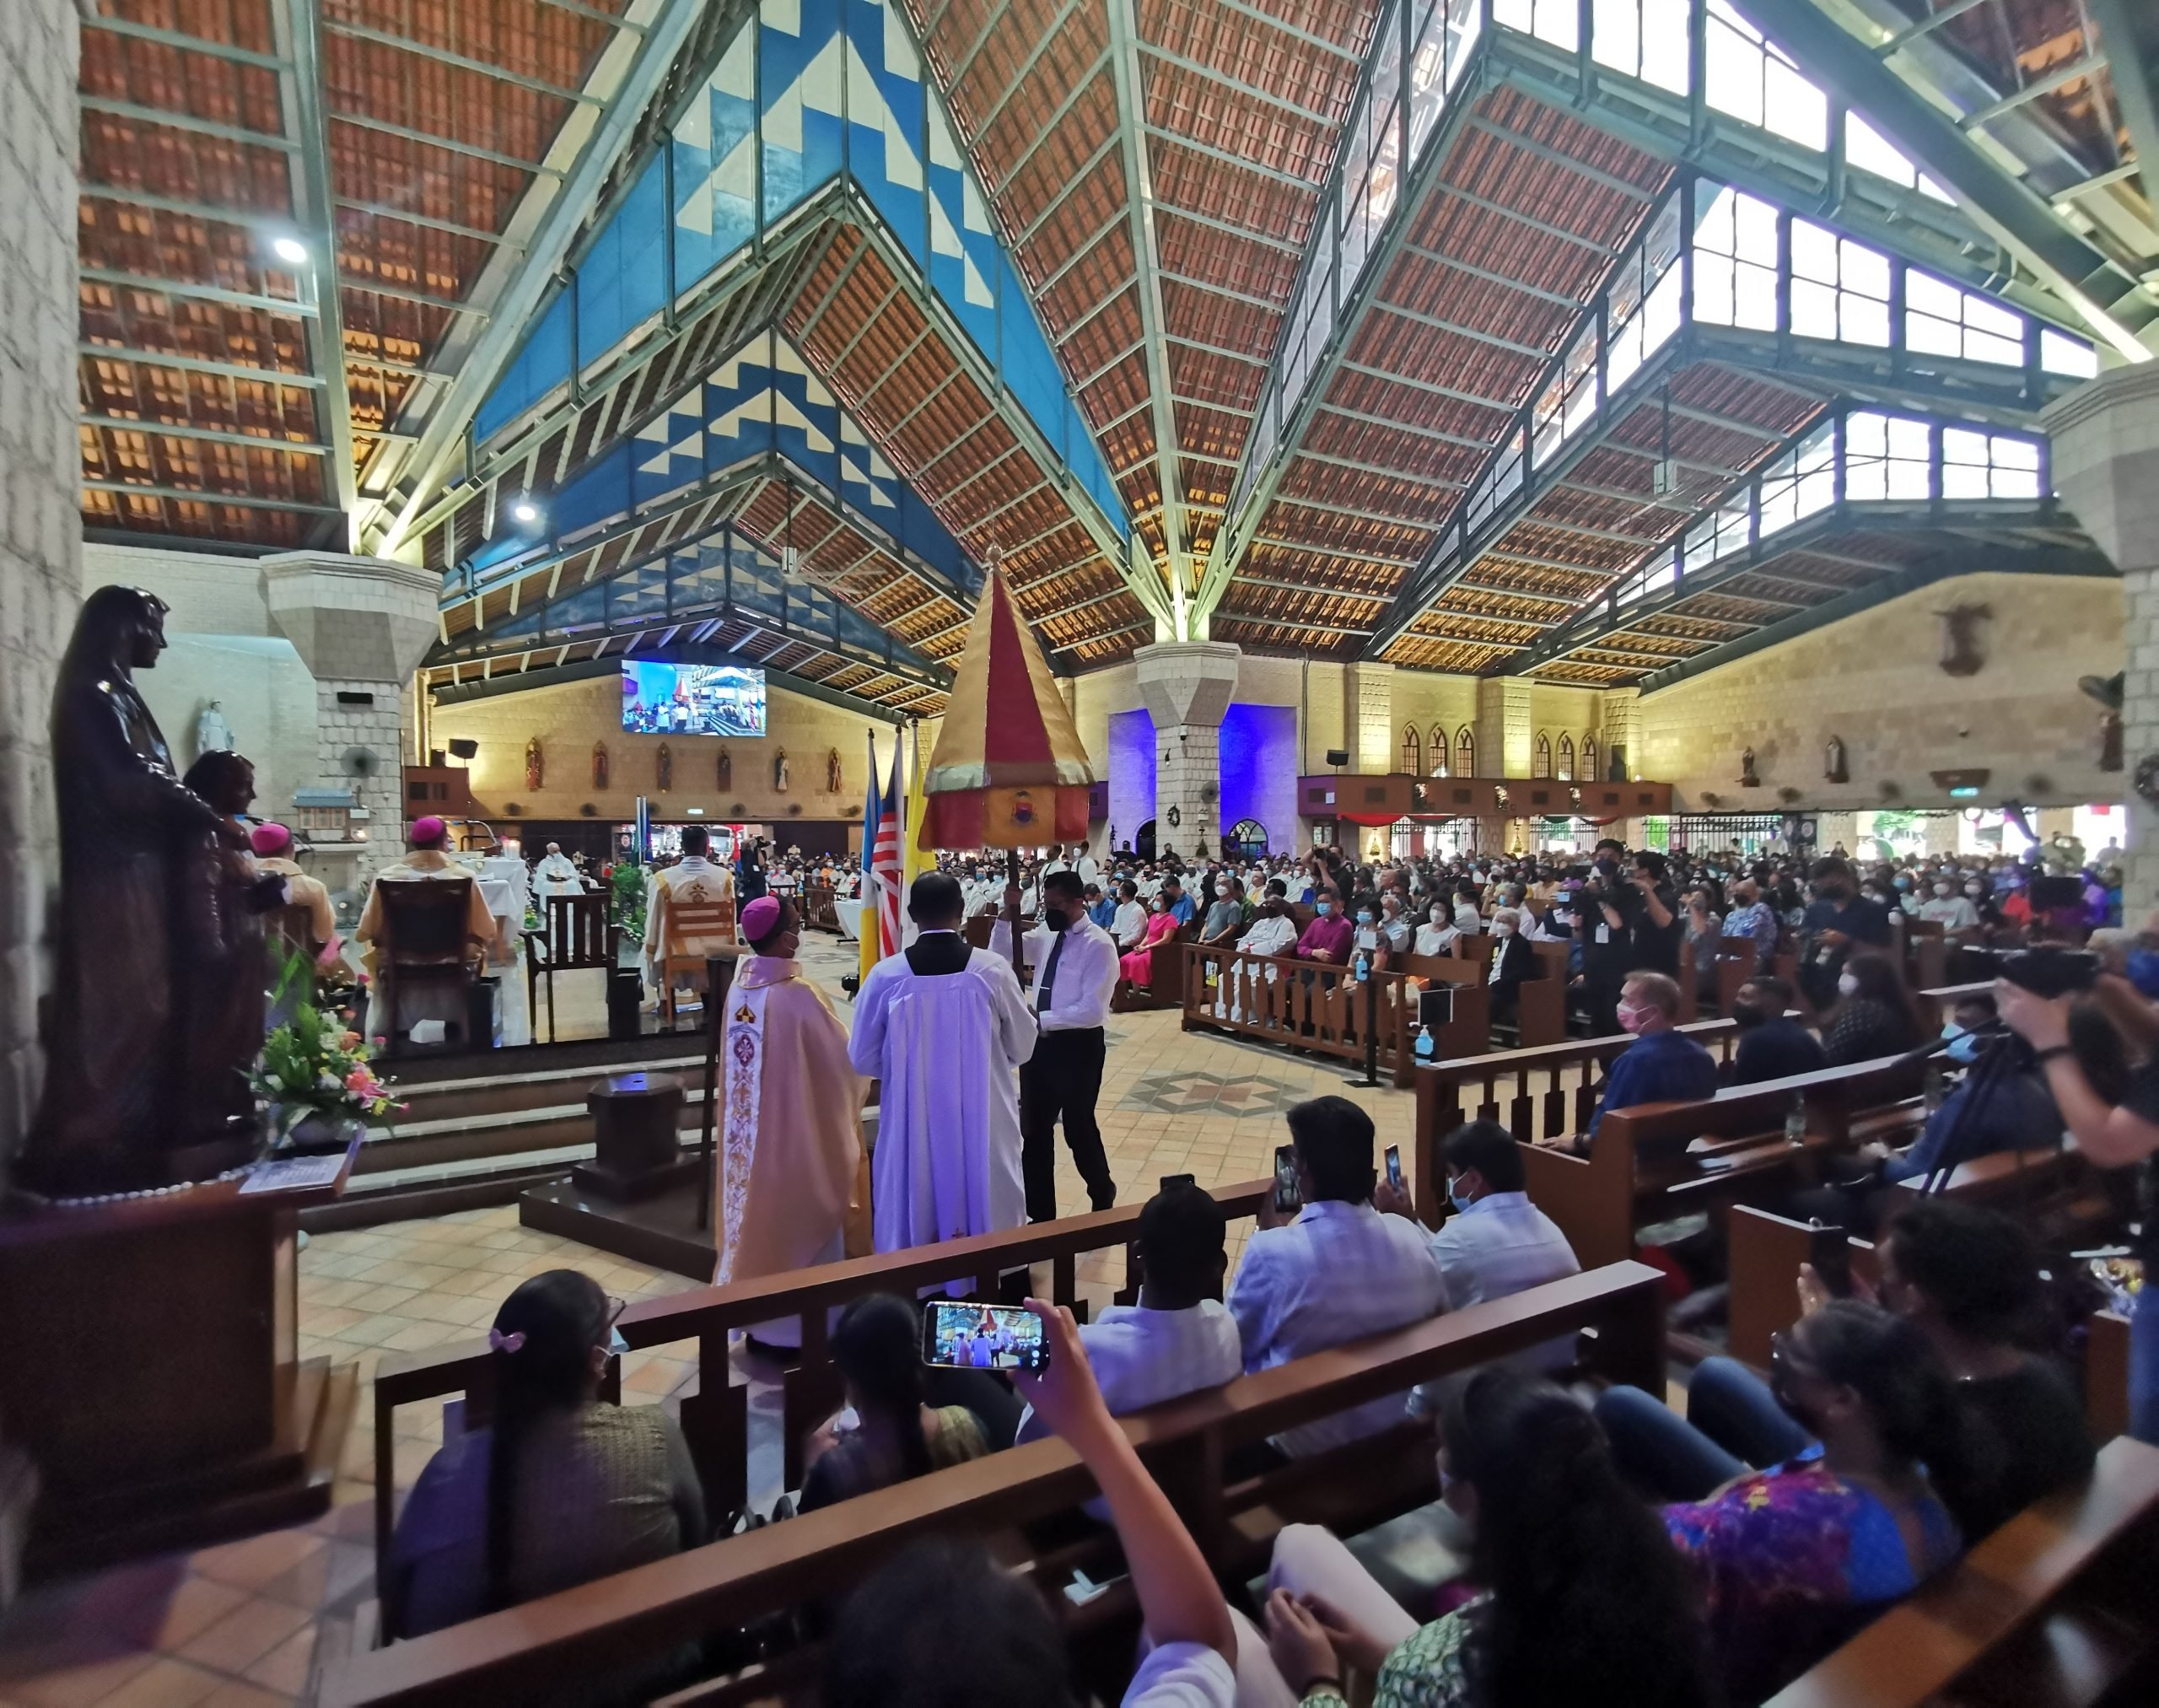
[1118,895,1180,983]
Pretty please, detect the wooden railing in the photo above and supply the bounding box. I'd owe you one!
[1529,1053,1929,1269]
[1408,1019,1747,1222]
[1179,946,1481,1088]
[325,1263,1666,1708]
[369,1179,1271,1595]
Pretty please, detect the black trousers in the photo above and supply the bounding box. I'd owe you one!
[1020,1026,1114,1222]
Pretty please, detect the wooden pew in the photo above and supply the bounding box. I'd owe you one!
[322,1263,1667,1708]
[1179,945,1485,1089]
[1713,935,1758,1015]
[1768,1436,2159,1708]
[1111,919,1197,1012]
[1443,936,1565,1048]
[1524,1054,1928,1269]
[1408,1018,1749,1225]
[369,1179,1273,1597]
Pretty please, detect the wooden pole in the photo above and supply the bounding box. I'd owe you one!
[1005,847,1024,977]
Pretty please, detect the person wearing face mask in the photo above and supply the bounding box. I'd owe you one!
[1483,905,1534,1026]
[1372,1121,1579,1375]
[1109,879,1149,951]
[1120,889,1184,984]
[1292,886,1354,965]
[1728,974,1828,1085]
[1797,856,1891,1010]
[1917,876,1979,932]
[1198,874,1246,945]
[1868,993,2059,1190]
[1586,972,1719,1141]
[1413,898,1461,957]
[1820,949,1925,1067]
[1374,891,1413,960]
[1220,893,1300,1021]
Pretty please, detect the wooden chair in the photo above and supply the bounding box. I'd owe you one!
[654,886,737,1028]
[527,892,618,1044]
[375,878,478,1056]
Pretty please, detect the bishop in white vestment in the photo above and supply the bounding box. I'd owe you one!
[848,872,1035,1258]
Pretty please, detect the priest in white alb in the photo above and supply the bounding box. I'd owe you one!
[848,870,1035,1256]
[715,896,869,1344]
[532,840,584,902]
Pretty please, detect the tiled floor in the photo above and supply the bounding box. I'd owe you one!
[0,945,1423,1707]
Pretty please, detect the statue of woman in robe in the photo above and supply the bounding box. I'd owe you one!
[18,587,254,1197]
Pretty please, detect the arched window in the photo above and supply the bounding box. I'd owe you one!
[1429,724,1449,776]
[1581,735,1598,783]
[1400,723,1421,775]
[1456,726,1475,778]
[1533,733,1552,779]
[1557,735,1575,780]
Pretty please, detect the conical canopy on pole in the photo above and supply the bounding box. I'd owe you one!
[921,563,1096,849]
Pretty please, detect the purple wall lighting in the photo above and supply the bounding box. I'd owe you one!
[1219,703,1295,854]
[1107,708,1156,849]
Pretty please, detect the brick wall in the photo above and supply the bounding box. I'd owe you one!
[0,0,81,1168]
[428,672,931,833]
[1635,572,2122,810]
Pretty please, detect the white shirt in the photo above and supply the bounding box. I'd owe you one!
[1419,1190,1581,1381]
[1235,913,1299,956]
[1413,922,1460,956]
[1919,895,1979,929]
[1015,1301,1242,1515]
[1452,902,1482,933]
[1227,1199,1450,1457]
[1111,898,1149,948]
[1073,854,1101,889]
[1123,1643,1235,1708]
[992,916,1118,1032]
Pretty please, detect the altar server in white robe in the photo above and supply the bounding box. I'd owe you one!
[532,842,584,902]
[848,870,1035,1256]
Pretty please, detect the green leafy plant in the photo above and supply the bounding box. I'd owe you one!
[610,860,649,940]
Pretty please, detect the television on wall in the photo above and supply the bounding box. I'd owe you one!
[621,660,767,737]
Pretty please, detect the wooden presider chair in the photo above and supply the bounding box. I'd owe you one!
[653,881,737,1027]
[529,892,619,1043]
[375,878,479,1055]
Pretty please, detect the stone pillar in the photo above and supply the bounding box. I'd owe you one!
[1923,812,1961,856]
[1344,661,1395,773]
[1600,687,1640,781]
[1475,677,1533,777]
[1134,642,1240,860]
[261,552,439,886]
[2045,365,2159,913]
[0,0,80,1167]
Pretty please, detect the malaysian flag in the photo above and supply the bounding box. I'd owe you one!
[872,746,903,960]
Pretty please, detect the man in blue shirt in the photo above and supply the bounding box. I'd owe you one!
[1588,970,1720,1140]
[1160,874,1197,927]
[1797,855,1891,1010]
[1085,883,1117,930]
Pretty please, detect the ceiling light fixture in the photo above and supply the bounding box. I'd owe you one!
[272,236,309,266]
[512,499,541,525]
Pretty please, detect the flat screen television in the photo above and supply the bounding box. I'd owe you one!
[621,660,767,737]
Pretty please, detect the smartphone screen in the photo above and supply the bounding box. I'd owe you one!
[921,1301,1050,1372]
[1385,1145,1403,1193]
[1807,1223,1853,1298]
[1273,1144,1301,1214]
[1160,1172,1197,1192]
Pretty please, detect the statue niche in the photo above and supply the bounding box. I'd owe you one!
[1936,603,1992,677]
[525,736,544,793]
[17,587,273,1197]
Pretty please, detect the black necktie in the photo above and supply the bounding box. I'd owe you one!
[1037,929,1065,1014]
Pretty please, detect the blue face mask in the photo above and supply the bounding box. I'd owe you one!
[2129,947,2159,1000]
[1315,900,1333,916]
[1941,1023,1979,1064]
[1448,1183,1476,1215]
[1357,910,1375,925]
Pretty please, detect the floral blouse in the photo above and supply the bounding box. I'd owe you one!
[1299,1593,1484,1708]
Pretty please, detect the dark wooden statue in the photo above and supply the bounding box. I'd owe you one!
[17,587,267,1197]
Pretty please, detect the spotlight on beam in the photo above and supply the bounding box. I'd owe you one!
[272,235,309,266]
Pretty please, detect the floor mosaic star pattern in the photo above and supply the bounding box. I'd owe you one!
[1119,1068,1315,1118]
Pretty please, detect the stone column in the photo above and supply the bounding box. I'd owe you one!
[0,0,81,1167]
[2045,365,2159,913]
[1134,642,1240,860]
[1599,687,1640,781]
[1344,661,1395,773]
[261,552,440,886]
[1476,677,1534,777]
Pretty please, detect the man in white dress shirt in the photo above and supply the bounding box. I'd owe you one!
[849,872,1036,1253]
[1015,1177,1242,1514]
[1109,880,1149,951]
[1376,1118,1580,1379]
[992,868,1119,1220]
[1228,1096,1449,1458]
[1219,893,1299,1021]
